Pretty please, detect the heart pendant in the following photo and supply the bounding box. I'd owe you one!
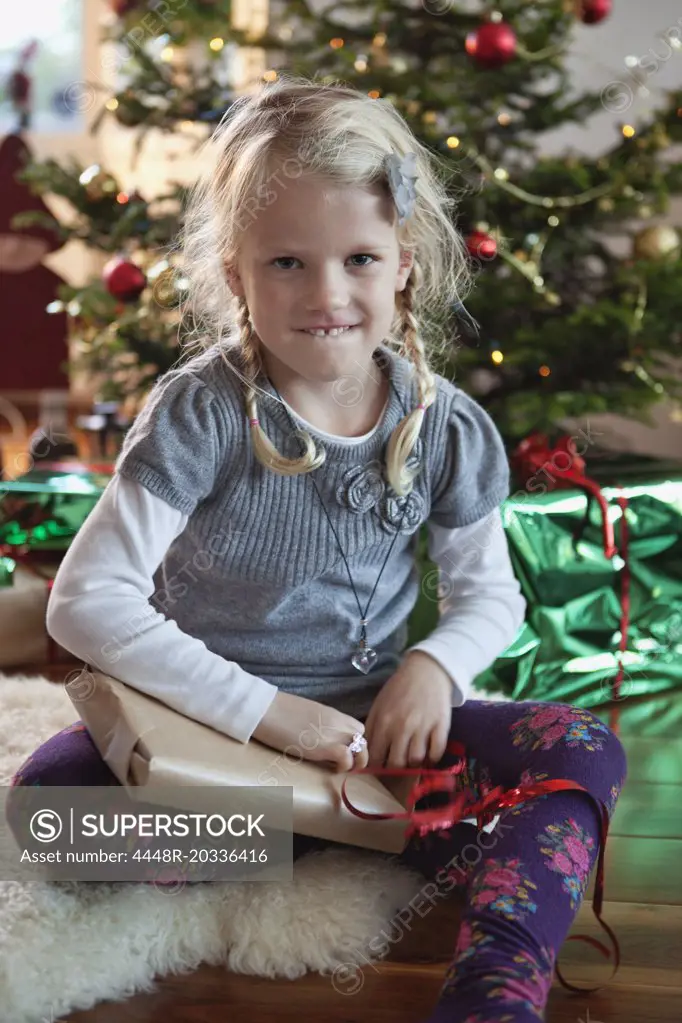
[351,646,378,674]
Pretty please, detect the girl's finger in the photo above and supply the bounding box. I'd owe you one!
[368,726,390,768]
[428,723,448,765]
[386,730,410,769]
[406,732,427,767]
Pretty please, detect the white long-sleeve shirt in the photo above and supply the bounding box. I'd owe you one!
[47,474,525,743]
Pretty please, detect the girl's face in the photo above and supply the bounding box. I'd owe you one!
[225,173,413,384]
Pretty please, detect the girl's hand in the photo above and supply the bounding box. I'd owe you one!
[251,690,370,773]
[364,651,453,769]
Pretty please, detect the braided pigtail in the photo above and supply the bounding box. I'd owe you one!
[384,260,437,497]
[237,297,326,474]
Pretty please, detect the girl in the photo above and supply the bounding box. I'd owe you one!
[9,76,626,1022]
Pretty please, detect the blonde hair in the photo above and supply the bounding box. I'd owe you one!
[181,73,472,497]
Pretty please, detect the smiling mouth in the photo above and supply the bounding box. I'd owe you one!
[298,326,358,337]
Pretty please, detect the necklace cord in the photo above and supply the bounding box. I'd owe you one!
[269,351,417,642]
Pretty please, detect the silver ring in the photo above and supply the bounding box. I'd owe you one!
[347,732,367,755]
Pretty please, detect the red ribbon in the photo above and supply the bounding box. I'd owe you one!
[512,433,634,705]
[342,739,619,994]
[612,491,631,704]
[512,433,617,559]
[28,460,114,475]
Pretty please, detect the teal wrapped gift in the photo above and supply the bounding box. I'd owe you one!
[0,461,112,553]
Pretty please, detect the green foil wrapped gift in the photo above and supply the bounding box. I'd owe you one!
[407,447,682,708]
[0,462,112,554]
[0,461,112,667]
[477,451,682,707]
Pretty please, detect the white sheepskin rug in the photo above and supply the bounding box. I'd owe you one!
[0,672,440,1023]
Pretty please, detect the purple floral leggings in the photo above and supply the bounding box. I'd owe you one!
[7,699,626,1023]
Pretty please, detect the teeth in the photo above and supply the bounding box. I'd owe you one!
[304,326,353,337]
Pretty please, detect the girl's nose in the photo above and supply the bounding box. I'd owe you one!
[304,266,349,313]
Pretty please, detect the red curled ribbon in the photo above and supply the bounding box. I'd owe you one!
[342,739,619,994]
[28,460,115,475]
[512,433,617,559]
[512,434,633,704]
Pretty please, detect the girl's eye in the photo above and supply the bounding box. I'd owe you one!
[271,254,377,269]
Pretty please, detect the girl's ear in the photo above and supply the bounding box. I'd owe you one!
[395,248,414,292]
[224,260,244,297]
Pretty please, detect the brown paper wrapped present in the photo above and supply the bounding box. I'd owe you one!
[67,668,419,854]
[0,562,70,668]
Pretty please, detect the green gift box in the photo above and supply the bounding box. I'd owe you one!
[0,462,112,553]
[0,461,112,667]
[408,455,682,708]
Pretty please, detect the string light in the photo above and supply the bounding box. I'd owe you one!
[160,45,174,62]
[329,37,344,49]
[116,192,129,204]
[263,69,277,82]
[539,365,551,377]
[373,32,387,47]
[547,215,560,227]
[446,136,460,149]
[494,167,509,181]
[491,350,504,364]
[354,58,368,72]
[497,112,511,126]
[622,124,636,138]
[368,89,381,99]
[209,37,224,52]
[466,147,615,208]
[105,98,119,111]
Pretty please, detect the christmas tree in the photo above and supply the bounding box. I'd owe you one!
[16,0,682,440]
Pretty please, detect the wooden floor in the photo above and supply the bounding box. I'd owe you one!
[17,666,682,1021]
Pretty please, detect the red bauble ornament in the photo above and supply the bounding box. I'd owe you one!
[109,0,140,15]
[466,231,498,261]
[102,257,147,302]
[465,22,517,69]
[576,0,612,24]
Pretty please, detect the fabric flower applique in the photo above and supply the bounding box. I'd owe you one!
[510,703,612,753]
[537,817,596,909]
[385,151,418,226]
[335,459,385,514]
[335,438,425,535]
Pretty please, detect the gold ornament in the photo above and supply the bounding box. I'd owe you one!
[633,225,680,260]
[151,268,178,308]
[79,164,117,201]
[370,31,390,68]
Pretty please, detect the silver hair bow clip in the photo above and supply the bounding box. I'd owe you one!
[385,151,418,226]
